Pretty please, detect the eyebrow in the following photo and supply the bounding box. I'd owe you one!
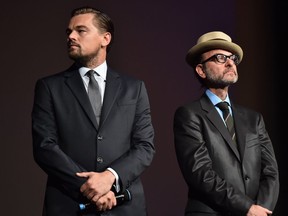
[66,25,89,33]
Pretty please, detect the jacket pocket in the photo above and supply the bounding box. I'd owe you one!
[117,99,137,106]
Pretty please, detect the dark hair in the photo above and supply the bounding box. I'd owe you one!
[71,6,114,53]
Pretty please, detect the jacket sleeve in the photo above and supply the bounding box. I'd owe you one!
[255,114,279,210]
[32,79,86,199]
[108,81,155,191]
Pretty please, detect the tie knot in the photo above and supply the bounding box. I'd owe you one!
[216,102,230,111]
[86,70,100,78]
[86,70,95,77]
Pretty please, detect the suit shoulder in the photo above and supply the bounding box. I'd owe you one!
[110,68,145,87]
[36,68,69,82]
[174,100,202,119]
[233,103,261,116]
[119,72,143,84]
[40,71,66,81]
[108,67,141,80]
[232,103,265,125]
[35,65,78,85]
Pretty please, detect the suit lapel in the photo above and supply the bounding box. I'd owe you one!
[99,68,121,129]
[201,95,241,161]
[64,67,99,130]
[231,105,247,160]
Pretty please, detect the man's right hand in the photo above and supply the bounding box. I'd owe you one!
[76,170,116,202]
[247,204,272,216]
[95,190,117,211]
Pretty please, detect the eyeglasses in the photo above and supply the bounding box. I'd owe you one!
[200,53,240,65]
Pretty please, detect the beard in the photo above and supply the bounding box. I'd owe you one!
[68,47,84,61]
[68,47,99,66]
[204,67,238,89]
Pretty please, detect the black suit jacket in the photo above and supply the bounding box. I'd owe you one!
[173,93,279,216]
[32,65,155,216]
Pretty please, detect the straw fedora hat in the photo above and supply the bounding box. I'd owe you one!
[186,31,243,67]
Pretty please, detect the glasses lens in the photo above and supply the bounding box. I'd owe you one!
[231,55,239,65]
[216,54,227,63]
[217,54,239,65]
[201,54,239,65]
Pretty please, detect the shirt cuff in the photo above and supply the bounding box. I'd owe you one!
[107,167,120,193]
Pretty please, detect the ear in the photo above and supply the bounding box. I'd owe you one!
[195,64,206,78]
[101,32,112,47]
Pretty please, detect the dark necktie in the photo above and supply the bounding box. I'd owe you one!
[86,70,102,124]
[216,102,236,143]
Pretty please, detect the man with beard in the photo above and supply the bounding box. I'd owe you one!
[32,6,155,216]
[173,31,279,216]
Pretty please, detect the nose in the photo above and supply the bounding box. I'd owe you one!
[68,31,74,39]
[226,57,236,66]
[66,30,76,40]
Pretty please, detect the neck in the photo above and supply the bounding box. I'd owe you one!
[209,87,228,101]
[76,51,106,69]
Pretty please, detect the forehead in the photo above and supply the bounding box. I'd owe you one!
[203,49,233,57]
[68,13,96,29]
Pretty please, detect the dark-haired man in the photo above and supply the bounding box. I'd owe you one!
[32,7,155,216]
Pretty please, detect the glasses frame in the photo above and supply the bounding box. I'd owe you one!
[200,53,240,65]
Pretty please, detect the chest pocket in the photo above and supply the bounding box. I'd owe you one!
[117,99,137,106]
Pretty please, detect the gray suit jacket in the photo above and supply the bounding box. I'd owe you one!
[173,93,279,216]
[32,64,155,216]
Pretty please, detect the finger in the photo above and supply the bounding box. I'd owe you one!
[80,183,96,198]
[102,203,108,211]
[96,198,105,211]
[81,185,99,200]
[100,191,116,210]
[79,182,89,193]
[86,191,97,200]
[76,172,90,177]
[91,193,101,203]
[107,198,117,210]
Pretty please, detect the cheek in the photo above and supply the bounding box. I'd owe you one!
[82,40,101,52]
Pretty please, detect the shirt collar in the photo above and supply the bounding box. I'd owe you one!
[78,61,107,80]
[205,89,231,106]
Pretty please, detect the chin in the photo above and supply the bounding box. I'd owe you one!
[68,52,81,61]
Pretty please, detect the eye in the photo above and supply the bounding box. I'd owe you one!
[78,29,86,33]
[231,55,239,65]
[217,54,227,62]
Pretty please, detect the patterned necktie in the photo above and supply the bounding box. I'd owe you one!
[216,102,236,143]
[86,70,102,125]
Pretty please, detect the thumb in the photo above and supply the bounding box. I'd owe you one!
[76,172,91,178]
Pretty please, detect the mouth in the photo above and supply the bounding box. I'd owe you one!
[67,42,80,49]
[224,69,236,75]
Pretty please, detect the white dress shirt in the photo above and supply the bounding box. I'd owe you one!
[78,61,120,192]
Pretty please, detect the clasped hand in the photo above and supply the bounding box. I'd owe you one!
[247,204,272,216]
[76,170,116,211]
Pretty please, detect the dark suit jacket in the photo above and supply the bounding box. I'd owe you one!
[173,93,279,216]
[32,65,155,216]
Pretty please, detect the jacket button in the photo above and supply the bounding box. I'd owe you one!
[97,157,103,163]
[245,176,249,180]
[97,136,103,140]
